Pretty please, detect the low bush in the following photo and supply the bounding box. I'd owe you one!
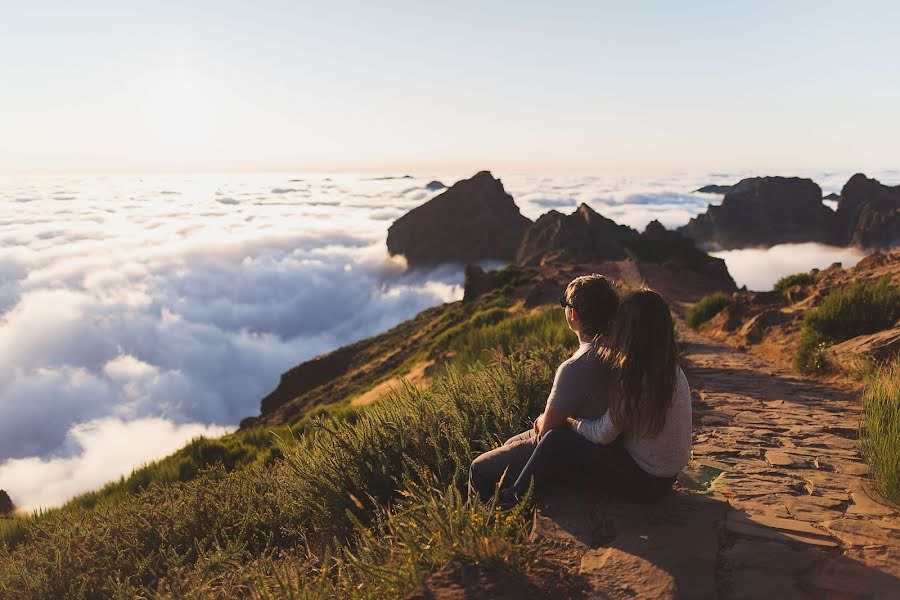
[685,292,730,330]
[773,272,816,293]
[794,276,900,373]
[859,358,900,507]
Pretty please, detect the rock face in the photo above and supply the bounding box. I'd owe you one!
[679,177,835,250]
[630,220,736,289]
[0,489,13,516]
[386,171,532,267]
[516,203,636,265]
[695,184,734,194]
[834,173,900,249]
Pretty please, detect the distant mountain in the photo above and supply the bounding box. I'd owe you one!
[681,174,899,251]
[386,171,532,267]
[834,173,900,248]
[679,177,835,250]
[695,184,734,194]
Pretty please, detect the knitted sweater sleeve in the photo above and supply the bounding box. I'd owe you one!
[571,409,621,445]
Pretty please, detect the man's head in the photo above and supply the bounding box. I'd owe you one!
[562,274,620,338]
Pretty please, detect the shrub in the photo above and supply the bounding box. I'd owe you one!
[859,358,900,507]
[773,272,816,293]
[685,292,730,330]
[794,276,900,373]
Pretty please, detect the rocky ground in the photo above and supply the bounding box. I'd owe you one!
[524,326,898,599]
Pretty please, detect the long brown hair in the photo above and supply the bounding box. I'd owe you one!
[599,289,678,438]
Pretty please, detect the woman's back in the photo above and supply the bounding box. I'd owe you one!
[621,366,692,477]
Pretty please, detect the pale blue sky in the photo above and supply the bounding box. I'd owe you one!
[1,1,898,173]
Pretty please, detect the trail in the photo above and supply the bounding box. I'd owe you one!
[530,327,899,599]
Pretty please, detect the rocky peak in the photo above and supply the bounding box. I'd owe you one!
[678,176,835,250]
[515,203,637,266]
[386,171,532,267]
[834,173,900,248]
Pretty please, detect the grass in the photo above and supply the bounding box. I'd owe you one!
[0,309,572,598]
[685,292,730,330]
[794,276,900,374]
[859,358,900,507]
[773,271,817,294]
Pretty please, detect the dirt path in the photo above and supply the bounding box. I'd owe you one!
[531,327,899,599]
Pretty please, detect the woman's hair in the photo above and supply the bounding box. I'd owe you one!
[600,288,678,438]
[565,274,620,337]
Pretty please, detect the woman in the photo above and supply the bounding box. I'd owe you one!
[499,288,691,505]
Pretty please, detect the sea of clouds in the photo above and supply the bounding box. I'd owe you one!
[0,168,893,509]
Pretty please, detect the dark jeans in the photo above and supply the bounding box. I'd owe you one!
[469,428,539,502]
[500,428,674,503]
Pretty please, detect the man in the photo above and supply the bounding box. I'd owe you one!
[468,274,620,501]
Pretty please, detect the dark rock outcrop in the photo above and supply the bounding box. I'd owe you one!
[834,174,900,249]
[260,345,359,416]
[516,204,636,265]
[387,171,532,267]
[823,192,840,201]
[679,177,835,250]
[462,265,494,302]
[425,180,446,191]
[695,184,734,194]
[630,221,736,290]
[0,489,13,516]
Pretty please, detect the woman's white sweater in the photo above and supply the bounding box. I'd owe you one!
[571,367,692,477]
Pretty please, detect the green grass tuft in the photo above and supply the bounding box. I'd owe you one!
[859,358,900,507]
[773,272,817,293]
[794,276,900,374]
[685,292,730,330]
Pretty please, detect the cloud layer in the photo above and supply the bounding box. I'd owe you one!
[1,169,894,509]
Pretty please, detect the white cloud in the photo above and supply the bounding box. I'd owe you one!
[0,417,229,511]
[711,243,867,291]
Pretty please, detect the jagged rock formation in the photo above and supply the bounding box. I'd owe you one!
[386,171,532,267]
[425,180,446,191]
[679,177,835,250]
[516,204,636,265]
[834,173,900,248]
[630,220,736,288]
[695,184,734,194]
[0,490,13,516]
[462,265,493,302]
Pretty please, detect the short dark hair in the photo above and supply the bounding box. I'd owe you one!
[565,274,620,337]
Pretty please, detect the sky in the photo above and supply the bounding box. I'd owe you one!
[2,1,899,173]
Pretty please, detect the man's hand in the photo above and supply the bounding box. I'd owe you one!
[535,407,567,438]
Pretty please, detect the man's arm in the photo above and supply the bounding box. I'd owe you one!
[537,360,583,436]
[536,405,568,436]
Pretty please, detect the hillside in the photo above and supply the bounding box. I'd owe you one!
[693,251,900,376]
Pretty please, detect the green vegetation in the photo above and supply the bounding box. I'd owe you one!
[685,292,730,330]
[0,307,574,598]
[794,276,900,374]
[859,358,900,507]
[773,271,817,294]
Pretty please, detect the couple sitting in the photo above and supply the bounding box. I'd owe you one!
[469,274,691,506]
